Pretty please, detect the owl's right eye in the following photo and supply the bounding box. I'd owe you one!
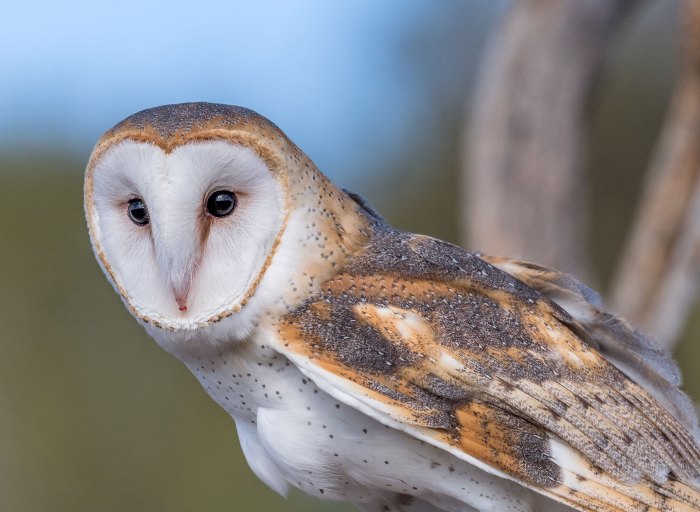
[127,198,149,225]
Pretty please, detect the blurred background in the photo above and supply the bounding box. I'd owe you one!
[1,1,696,511]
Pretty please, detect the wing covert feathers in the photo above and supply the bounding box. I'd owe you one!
[275,228,700,512]
[483,256,699,434]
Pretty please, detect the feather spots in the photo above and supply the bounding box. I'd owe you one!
[453,401,558,488]
[286,299,418,375]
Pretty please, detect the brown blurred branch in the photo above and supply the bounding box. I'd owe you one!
[611,0,700,349]
[463,0,636,279]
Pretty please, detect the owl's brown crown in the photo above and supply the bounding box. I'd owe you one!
[92,102,294,164]
[108,103,279,142]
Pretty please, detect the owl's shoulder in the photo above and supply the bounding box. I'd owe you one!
[345,227,542,303]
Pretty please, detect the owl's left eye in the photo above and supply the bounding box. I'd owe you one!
[206,191,237,217]
[127,198,149,225]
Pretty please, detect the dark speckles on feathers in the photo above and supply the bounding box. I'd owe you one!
[108,103,274,141]
[280,223,700,492]
[434,293,534,351]
[292,300,417,375]
[498,412,558,486]
[420,374,472,402]
[348,230,541,303]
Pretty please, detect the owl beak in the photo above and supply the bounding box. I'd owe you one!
[175,294,188,312]
[168,256,199,314]
[171,269,196,313]
[150,208,201,315]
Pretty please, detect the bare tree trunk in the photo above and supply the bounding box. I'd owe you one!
[611,0,700,349]
[463,0,635,280]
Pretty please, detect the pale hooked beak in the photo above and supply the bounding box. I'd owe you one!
[149,201,203,315]
[171,263,197,313]
[175,294,189,312]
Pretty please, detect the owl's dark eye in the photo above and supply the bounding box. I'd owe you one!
[127,198,149,225]
[206,191,237,217]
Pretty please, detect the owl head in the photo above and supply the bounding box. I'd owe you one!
[85,103,372,343]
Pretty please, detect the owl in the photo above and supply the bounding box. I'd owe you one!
[85,103,700,512]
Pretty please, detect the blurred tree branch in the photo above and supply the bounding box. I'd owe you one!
[610,0,700,349]
[462,0,636,280]
[464,0,700,350]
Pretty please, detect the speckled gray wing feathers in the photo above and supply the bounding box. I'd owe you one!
[484,256,699,436]
[276,227,700,512]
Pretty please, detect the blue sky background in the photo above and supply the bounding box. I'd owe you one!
[1,1,505,185]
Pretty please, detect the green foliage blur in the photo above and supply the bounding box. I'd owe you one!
[1,4,697,512]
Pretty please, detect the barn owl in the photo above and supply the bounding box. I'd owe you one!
[85,102,700,512]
